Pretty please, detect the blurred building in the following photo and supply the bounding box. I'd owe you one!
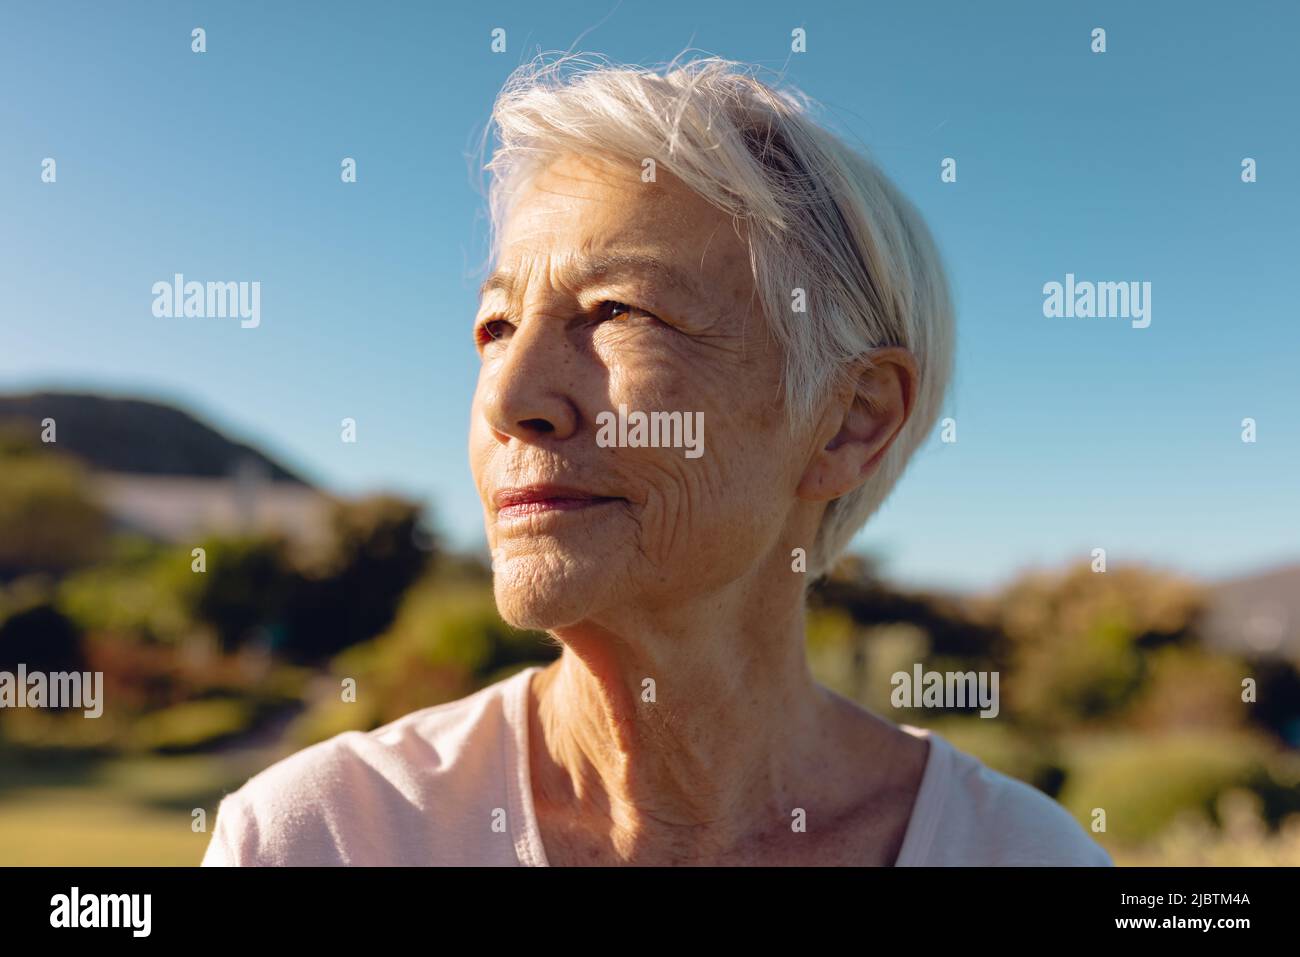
[0,390,335,550]
[95,469,335,551]
[1202,564,1300,663]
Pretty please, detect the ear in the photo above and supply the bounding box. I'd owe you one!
[796,347,919,503]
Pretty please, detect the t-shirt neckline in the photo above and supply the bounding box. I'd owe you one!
[891,725,951,866]
[504,665,550,866]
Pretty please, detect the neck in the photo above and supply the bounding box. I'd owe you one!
[527,564,865,864]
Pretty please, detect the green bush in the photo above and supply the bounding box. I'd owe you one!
[0,447,109,578]
[127,698,256,753]
[279,496,432,662]
[58,546,192,643]
[1056,729,1277,843]
[286,577,554,745]
[175,536,294,654]
[982,563,1205,729]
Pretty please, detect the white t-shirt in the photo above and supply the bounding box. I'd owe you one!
[201,665,1112,866]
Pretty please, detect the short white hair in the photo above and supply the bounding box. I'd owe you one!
[481,53,955,578]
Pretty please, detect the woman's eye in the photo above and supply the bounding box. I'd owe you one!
[600,300,654,323]
[475,319,512,346]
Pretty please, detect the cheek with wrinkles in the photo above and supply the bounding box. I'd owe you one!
[598,345,764,570]
[468,422,494,497]
[626,440,733,570]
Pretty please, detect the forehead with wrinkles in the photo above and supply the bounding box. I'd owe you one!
[486,154,755,325]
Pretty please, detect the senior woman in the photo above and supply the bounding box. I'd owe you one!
[203,56,1110,867]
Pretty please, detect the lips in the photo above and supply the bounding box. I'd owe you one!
[493,484,624,518]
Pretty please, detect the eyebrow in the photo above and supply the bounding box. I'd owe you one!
[478,252,708,304]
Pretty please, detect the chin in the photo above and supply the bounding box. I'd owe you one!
[490,548,614,632]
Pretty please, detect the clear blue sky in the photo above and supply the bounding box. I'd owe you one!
[3,0,1297,591]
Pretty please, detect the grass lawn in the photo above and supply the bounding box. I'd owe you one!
[0,787,208,865]
[0,751,270,866]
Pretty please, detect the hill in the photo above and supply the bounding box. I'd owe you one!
[0,391,310,484]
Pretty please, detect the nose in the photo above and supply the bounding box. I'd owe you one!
[480,316,580,445]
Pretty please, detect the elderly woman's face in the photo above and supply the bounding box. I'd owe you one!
[471,154,814,630]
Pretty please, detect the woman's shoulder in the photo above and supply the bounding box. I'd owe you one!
[201,667,539,866]
[896,725,1113,867]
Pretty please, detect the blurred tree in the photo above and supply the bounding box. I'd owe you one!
[0,426,110,580]
[58,538,193,645]
[178,536,294,654]
[0,584,87,677]
[290,575,554,743]
[1240,656,1300,747]
[280,496,433,662]
[979,563,1206,730]
[810,570,1003,661]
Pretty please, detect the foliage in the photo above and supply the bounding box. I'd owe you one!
[0,582,86,674]
[58,541,193,644]
[1055,729,1279,844]
[127,698,257,753]
[287,576,555,747]
[279,495,433,662]
[0,432,109,579]
[974,563,1206,730]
